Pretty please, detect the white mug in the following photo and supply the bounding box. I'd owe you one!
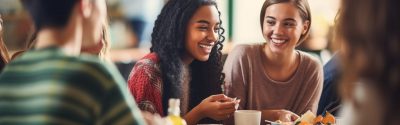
[234,110,261,125]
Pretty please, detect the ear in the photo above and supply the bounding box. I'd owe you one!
[80,0,93,18]
[302,20,310,35]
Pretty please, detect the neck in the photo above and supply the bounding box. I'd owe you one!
[35,28,81,56]
[181,53,194,65]
[262,44,297,68]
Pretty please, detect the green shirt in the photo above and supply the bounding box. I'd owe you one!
[0,47,146,125]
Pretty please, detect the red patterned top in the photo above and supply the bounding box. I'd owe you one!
[128,53,164,115]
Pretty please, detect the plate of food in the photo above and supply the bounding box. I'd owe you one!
[265,110,336,125]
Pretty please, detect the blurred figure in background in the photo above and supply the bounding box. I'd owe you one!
[0,14,10,72]
[0,0,146,124]
[120,0,163,47]
[317,54,341,116]
[337,0,400,124]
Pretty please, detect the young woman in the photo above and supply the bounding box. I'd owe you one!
[337,0,400,124]
[223,0,323,123]
[128,0,238,124]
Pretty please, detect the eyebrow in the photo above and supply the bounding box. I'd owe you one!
[196,20,221,25]
[266,16,296,22]
[196,20,210,24]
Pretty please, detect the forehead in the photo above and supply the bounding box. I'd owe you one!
[190,5,220,24]
[265,3,302,20]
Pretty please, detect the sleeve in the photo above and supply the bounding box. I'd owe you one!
[223,45,249,110]
[96,62,147,125]
[303,60,324,114]
[127,61,163,115]
[222,45,251,125]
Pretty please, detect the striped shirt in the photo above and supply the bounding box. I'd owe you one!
[0,47,146,125]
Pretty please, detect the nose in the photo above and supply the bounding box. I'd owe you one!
[273,24,284,35]
[207,30,218,42]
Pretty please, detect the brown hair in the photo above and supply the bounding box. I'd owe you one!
[337,0,400,124]
[0,14,10,65]
[259,0,311,44]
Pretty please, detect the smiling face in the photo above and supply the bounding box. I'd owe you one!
[184,5,220,62]
[263,3,309,55]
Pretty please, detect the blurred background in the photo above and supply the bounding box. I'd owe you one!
[0,0,339,80]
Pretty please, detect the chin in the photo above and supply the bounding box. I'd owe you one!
[196,56,210,62]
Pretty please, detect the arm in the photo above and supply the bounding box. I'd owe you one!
[127,61,163,115]
[261,109,299,122]
[223,45,248,110]
[303,62,324,114]
[222,45,249,124]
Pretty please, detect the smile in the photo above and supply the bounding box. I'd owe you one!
[199,43,214,49]
[270,39,287,44]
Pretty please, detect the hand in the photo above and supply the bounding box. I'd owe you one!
[276,110,299,122]
[197,94,239,121]
[141,111,163,125]
[262,109,299,122]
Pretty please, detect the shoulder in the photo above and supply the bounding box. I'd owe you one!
[128,53,162,82]
[66,54,125,89]
[131,53,161,73]
[135,53,160,67]
[230,44,261,56]
[227,44,262,62]
[298,51,323,71]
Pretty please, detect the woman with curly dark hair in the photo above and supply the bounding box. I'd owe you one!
[127,0,239,124]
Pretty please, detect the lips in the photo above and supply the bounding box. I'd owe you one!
[198,42,215,54]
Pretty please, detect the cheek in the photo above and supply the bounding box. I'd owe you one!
[262,27,272,39]
[187,30,204,44]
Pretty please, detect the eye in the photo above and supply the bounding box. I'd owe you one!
[283,22,296,27]
[197,26,208,31]
[214,27,220,33]
[266,20,275,26]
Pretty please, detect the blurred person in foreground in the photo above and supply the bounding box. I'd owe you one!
[337,0,400,124]
[0,0,146,124]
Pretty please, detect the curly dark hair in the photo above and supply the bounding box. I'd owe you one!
[150,0,225,118]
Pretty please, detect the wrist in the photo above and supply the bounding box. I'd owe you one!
[184,105,204,125]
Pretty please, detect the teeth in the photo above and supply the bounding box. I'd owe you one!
[272,39,286,44]
[199,44,213,48]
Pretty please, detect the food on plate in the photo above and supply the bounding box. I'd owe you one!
[321,112,335,124]
[292,110,336,125]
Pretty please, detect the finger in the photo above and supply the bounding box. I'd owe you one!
[291,114,300,121]
[218,96,234,102]
[235,99,240,110]
[208,94,227,102]
[218,107,237,115]
[218,101,236,109]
